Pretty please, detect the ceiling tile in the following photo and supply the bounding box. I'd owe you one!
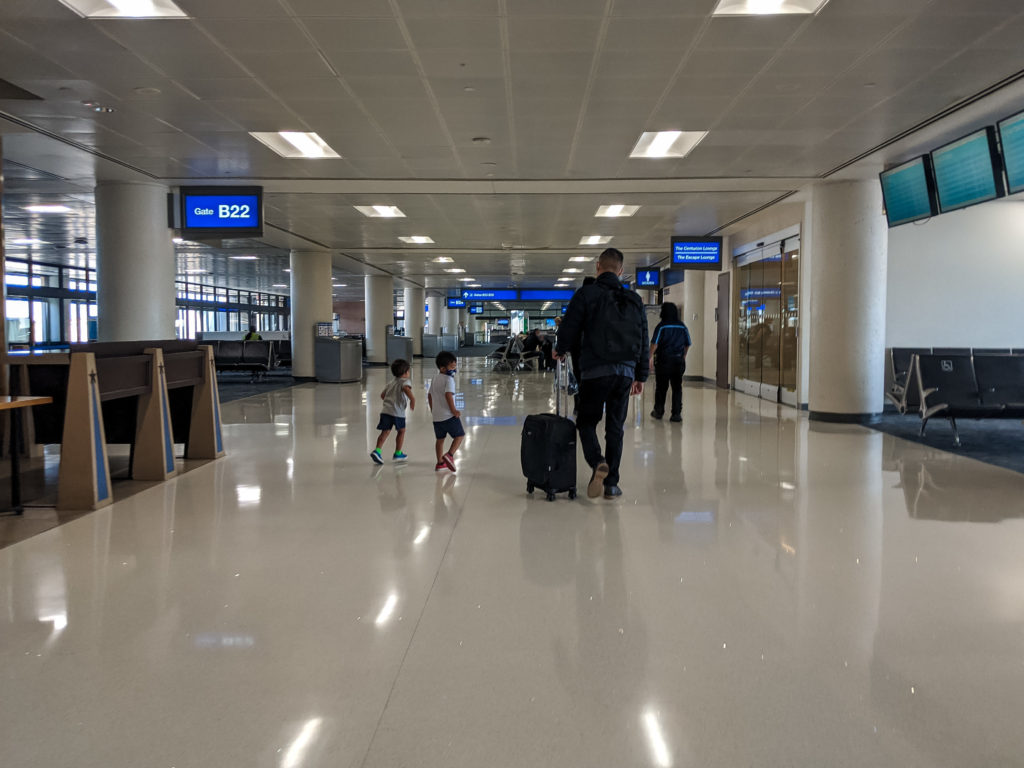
[417,48,505,78]
[287,0,393,16]
[235,50,335,79]
[404,17,502,49]
[395,0,501,15]
[200,19,313,50]
[699,16,808,49]
[508,17,603,51]
[325,50,421,77]
[176,0,290,18]
[306,18,408,51]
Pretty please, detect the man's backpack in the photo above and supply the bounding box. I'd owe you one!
[591,285,644,363]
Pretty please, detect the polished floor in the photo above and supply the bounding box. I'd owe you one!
[3,357,1024,767]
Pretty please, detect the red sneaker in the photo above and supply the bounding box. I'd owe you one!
[442,453,456,472]
[435,461,446,472]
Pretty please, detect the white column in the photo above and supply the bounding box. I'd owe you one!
[808,181,888,421]
[404,286,425,355]
[364,275,393,365]
[95,181,175,341]
[682,270,706,380]
[426,296,443,335]
[289,250,332,379]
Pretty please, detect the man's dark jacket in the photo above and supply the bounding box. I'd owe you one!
[556,271,649,382]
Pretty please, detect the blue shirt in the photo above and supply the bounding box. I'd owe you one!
[651,321,692,360]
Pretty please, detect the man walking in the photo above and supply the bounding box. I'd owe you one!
[555,248,649,499]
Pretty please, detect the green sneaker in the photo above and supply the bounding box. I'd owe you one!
[370,449,384,465]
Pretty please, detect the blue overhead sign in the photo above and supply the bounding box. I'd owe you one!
[446,298,466,308]
[462,289,518,301]
[469,305,483,315]
[671,236,723,270]
[181,186,263,236]
[518,289,575,301]
[636,269,661,288]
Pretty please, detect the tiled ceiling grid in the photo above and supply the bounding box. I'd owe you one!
[0,0,1022,292]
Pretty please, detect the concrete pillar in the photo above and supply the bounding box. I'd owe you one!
[364,275,393,365]
[426,296,443,335]
[404,286,425,355]
[682,270,706,380]
[95,181,175,341]
[444,308,460,335]
[808,181,888,421]
[289,250,332,379]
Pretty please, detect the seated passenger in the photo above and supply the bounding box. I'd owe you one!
[243,325,262,341]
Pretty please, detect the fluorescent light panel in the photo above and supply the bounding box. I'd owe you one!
[58,0,189,17]
[230,255,259,260]
[630,130,708,159]
[432,256,453,263]
[580,236,612,246]
[249,131,340,159]
[400,236,434,244]
[595,204,640,217]
[24,205,72,214]
[445,268,466,273]
[354,205,405,218]
[713,0,828,14]
[569,256,593,262]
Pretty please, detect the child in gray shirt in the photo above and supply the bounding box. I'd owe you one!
[371,358,416,464]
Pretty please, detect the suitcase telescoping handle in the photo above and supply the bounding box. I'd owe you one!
[555,352,572,418]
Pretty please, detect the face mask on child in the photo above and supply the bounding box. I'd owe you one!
[444,368,457,376]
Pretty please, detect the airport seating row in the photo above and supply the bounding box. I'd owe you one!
[8,340,225,510]
[209,339,291,375]
[886,348,1024,445]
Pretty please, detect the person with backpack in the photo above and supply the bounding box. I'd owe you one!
[555,248,649,500]
[648,302,691,422]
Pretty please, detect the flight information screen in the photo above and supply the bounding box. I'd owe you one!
[931,128,1004,213]
[998,110,1024,195]
[880,157,937,227]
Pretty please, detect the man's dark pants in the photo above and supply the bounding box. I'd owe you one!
[577,375,633,487]
[652,357,685,418]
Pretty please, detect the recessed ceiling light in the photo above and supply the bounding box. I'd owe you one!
[11,238,45,246]
[249,131,341,159]
[24,205,72,214]
[595,204,640,218]
[271,283,288,288]
[445,268,466,273]
[557,278,574,282]
[569,256,593,262]
[57,0,189,18]
[629,130,708,159]
[335,283,347,287]
[458,277,474,282]
[467,283,481,287]
[354,205,405,218]
[400,236,434,244]
[230,255,259,260]
[283,268,291,273]
[579,236,612,246]
[432,256,453,263]
[713,0,828,15]
[563,268,584,273]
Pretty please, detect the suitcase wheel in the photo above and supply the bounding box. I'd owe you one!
[546,492,556,502]
[527,482,534,494]
[568,488,577,500]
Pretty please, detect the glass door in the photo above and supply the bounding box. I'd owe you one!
[732,237,800,406]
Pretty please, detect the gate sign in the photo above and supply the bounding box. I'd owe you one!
[447,298,467,308]
[181,186,263,237]
[462,289,518,301]
[636,269,661,288]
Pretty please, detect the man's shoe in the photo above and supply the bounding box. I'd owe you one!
[603,485,623,499]
[370,449,384,465]
[670,415,682,423]
[650,410,663,420]
[588,462,609,498]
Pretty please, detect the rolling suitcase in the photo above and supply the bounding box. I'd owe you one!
[521,357,577,501]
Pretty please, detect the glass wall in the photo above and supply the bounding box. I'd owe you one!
[174,280,289,339]
[733,236,800,406]
[2,258,291,350]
